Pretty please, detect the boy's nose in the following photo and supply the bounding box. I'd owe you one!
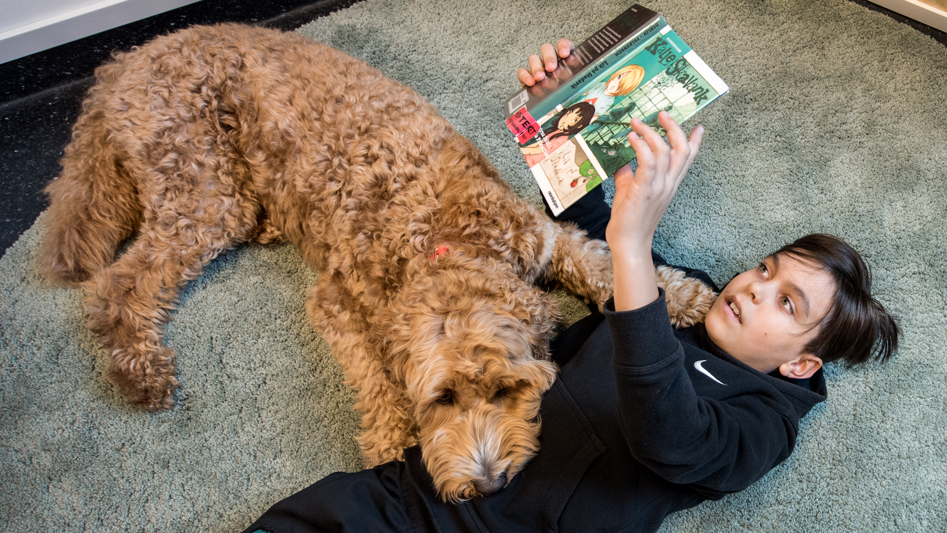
[748,280,773,302]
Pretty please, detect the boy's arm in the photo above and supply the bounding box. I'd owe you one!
[603,114,793,493]
[607,112,702,312]
[586,92,784,494]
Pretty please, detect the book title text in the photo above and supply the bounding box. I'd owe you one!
[644,37,678,66]
[667,58,711,105]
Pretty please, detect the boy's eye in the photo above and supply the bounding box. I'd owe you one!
[780,296,794,314]
[758,263,770,277]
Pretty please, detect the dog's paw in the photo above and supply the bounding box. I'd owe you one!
[550,227,614,310]
[107,346,179,410]
[250,219,285,244]
[656,265,718,328]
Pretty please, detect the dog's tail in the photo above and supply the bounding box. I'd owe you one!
[40,99,141,284]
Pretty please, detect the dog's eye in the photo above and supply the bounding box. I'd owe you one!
[436,390,454,405]
[493,387,509,401]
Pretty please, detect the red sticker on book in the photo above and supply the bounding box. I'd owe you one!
[506,107,540,144]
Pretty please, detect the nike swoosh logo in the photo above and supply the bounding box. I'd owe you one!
[694,360,726,385]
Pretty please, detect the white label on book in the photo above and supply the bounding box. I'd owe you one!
[683,51,730,94]
[508,90,529,114]
[530,164,563,215]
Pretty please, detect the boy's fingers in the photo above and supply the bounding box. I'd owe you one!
[627,125,656,178]
[660,111,692,182]
[673,121,704,183]
[520,40,574,87]
[688,125,704,150]
[661,111,688,151]
[613,161,634,184]
[612,161,636,200]
[631,116,666,150]
[540,43,558,72]
[631,118,669,177]
[527,54,546,81]
[557,39,574,58]
[686,126,704,167]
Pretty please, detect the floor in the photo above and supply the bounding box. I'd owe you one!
[0,0,944,256]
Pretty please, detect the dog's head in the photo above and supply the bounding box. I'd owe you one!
[378,247,560,502]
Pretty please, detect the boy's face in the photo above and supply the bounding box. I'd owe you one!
[704,253,835,375]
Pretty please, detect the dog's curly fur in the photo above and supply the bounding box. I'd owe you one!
[39,24,716,501]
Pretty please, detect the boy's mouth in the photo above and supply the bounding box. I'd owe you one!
[726,298,742,323]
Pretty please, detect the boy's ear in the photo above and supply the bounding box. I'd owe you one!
[779,354,823,380]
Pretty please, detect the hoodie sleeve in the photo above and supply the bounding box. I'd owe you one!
[605,290,799,497]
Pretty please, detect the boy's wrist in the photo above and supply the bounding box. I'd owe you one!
[611,249,659,312]
[610,248,653,270]
[607,237,653,265]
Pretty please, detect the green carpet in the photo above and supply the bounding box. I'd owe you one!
[2,0,945,530]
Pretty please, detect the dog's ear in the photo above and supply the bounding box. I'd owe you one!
[514,351,559,397]
[374,277,446,389]
[507,282,560,361]
[375,304,413,388]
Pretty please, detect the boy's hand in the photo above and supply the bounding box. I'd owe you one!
[607,112,703,311]
[517,39,575,86]
[607,112,703,252]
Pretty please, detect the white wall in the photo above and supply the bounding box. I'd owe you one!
[869,0,947,32]
[0,0,201,64]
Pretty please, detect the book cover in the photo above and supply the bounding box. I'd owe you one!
[505,5,729,215]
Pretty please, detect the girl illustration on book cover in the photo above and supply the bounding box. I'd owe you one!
[520,101,596,167]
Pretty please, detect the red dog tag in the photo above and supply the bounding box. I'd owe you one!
[430,245,451,261]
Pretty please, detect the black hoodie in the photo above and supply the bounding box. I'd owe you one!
[244,280,827,533]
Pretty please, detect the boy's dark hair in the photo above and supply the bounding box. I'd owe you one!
[774,234,899,367]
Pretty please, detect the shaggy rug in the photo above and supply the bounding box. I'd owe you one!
[1,0,945,530]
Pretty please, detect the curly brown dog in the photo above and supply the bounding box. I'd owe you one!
[39,24,716,501]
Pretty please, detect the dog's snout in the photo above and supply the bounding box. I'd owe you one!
[473,471,508,495]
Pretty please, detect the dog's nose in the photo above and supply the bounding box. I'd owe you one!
[473,471,508,495]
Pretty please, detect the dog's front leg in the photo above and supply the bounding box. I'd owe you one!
[545,222,615,312]
[546,222,716,327]
[306,278,417,466]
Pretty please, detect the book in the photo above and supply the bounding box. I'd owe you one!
[505,4,729,215]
